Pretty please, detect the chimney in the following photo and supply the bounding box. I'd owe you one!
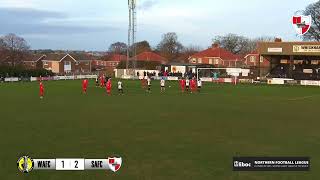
[274,38,282,42]
[212,43,219,48]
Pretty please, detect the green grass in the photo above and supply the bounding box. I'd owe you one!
[1,80,320,180]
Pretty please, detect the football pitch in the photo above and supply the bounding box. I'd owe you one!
[1,80,320,180]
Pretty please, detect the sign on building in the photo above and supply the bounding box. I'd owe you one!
[293,45,320,53]
[268,48,283,53]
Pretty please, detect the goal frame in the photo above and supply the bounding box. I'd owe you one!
[196,67,239,85]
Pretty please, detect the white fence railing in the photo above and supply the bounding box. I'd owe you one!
[3,75,98,82]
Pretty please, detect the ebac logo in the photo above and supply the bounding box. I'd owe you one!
[234,161,251,168]
[292,15,312,35]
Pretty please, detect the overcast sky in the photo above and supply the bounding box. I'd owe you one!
[0,0,317,51]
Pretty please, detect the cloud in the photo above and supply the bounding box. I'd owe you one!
[138,0,159,11]
[0,7,117,35]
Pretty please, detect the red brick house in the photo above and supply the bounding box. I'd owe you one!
[92,54,126,70]
[23,54,46,69]
[189,44,242,67]
[42,53,92,74]
[132,51,167,64]
[243,51,270,68]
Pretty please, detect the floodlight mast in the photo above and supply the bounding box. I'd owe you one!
[127,0,137,72]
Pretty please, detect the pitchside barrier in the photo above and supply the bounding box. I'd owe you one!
[4,77,19,82]
[1,75,100,82]
[267,78,320,86]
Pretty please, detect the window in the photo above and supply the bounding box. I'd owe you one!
[198,58,202,64]
[43,62,48,66]
[209,59,213,64]
[260,56,264,63]
[214,58,219,65]
[250,56,256,63]
[64,61,71,65]
[191,58,196,63]
[76,62,80,65]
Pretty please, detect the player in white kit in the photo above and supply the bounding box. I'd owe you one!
[185,79,190,92]
[197,79,202,92]
[118,80,124,95]
[147,78,151,93]
[160,78,166,93]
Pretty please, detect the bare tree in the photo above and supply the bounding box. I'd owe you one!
[249,36,276,51]
[157,32,183,61]
[213,33,253,55]
[134,40,152,54]
[108,42,128,55]
[213,34,276,54]
[1,33,30,66]
[177,45,202,63]
[302,1,320,41]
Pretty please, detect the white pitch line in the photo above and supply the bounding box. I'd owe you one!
[287,96,317,101]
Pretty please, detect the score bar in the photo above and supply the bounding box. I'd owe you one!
[17,156,122,173]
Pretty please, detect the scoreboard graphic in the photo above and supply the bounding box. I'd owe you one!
[17,156,122,173]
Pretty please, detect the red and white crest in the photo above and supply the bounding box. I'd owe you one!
[107,157,122,172]
[292,15,312,35]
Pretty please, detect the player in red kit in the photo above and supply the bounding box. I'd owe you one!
[82,79,88,94]
[100,75,105,87]
[39,82,44,99]
[179,78,185,93]
[191,78,197,93]
[106,78,112,96]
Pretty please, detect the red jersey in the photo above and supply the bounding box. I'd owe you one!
[106,81,112,89]
[39,82,44,96]
[191,80,196,88]
[40,83,44,91]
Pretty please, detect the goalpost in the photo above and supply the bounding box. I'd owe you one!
[196,68,242,85]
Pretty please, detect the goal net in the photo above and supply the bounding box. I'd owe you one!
[197,68,245,84]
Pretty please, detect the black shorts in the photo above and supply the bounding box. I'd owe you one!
[186,86,190,88]
[161,86,165,88]
[198,86,201,89]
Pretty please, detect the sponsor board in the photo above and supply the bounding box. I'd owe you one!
[285,80,299,85]
[30,75,98,82]
[224,78,233,83]
[267,78,293,85]
[167,77,179,81]
[5,77,19,82]
[303,69,313,74]
[239,79,254,84]
[300,80,320,86]
[200,77,213,82]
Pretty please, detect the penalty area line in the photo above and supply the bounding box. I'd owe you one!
[287,95,318,101]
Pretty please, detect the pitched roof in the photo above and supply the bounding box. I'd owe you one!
[43,53,93,62]
[132,51,167,63]
[24,54,46,62]
[69,53,94,61]
[109,54,127,61]
[43,53,70,61]
[100,54,127,62]
[190,46,241,61]
[244,51,259,58]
